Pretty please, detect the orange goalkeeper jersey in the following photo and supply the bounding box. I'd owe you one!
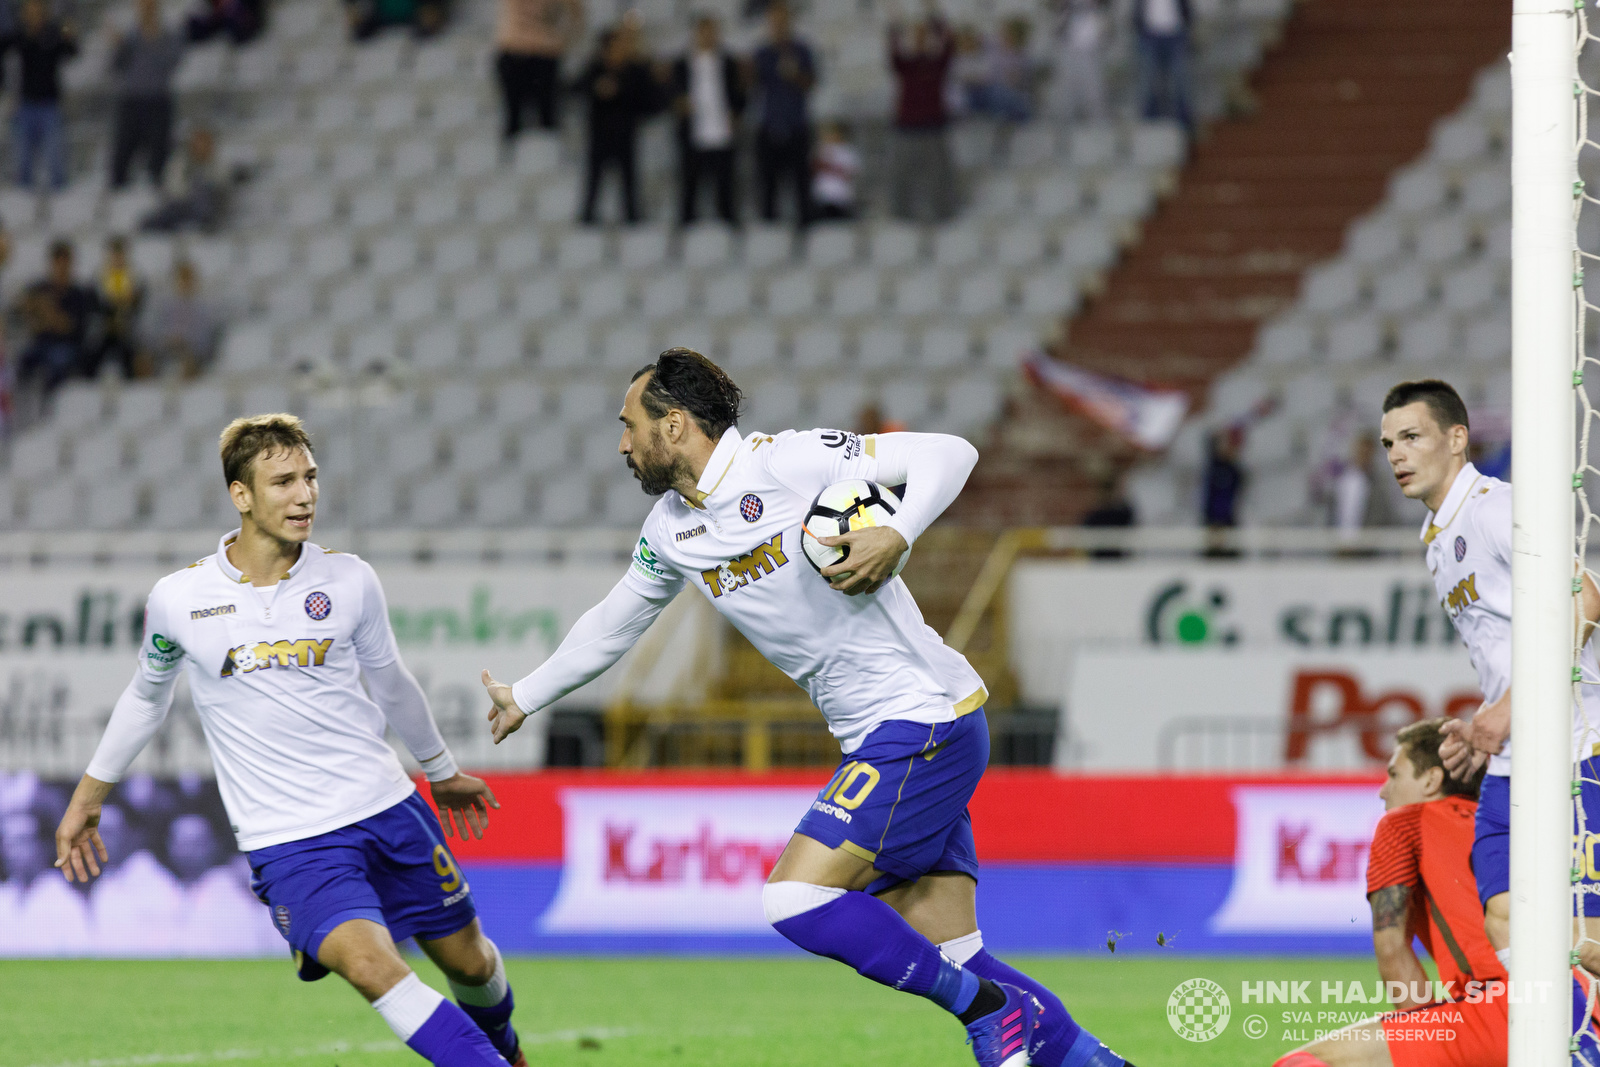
[1366,796,1504,991]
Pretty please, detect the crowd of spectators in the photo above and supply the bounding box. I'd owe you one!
[9,235,221,402]
[490,0,1187,228]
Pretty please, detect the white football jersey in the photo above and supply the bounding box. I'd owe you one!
[622,427,987,753]
[1422,463,1600,776]
[87,531,416,850]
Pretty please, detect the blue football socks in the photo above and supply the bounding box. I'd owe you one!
[406,1000,509,1066]
[772,890,982,1014]
[964,949,1086,1067]
[457,991,518,1064]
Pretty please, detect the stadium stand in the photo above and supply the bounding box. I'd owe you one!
[0,0,1295,531]
[955,0,1510,526]
[1132,59,1511,527]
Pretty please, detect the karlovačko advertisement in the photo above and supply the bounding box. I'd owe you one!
[0,770,1395,957]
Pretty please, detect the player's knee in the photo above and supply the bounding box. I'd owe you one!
[448,940,499,985]
[762,881,845,926]
[341,954,414,1002]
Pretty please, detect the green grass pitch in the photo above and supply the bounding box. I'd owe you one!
[5,955,1384,1066]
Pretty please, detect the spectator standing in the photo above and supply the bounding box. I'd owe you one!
[0,222,12,436]
[966,18,1033,122]
[1201,426,1243,529]
[810,120,858,221]
[672,14,744,226]
[946,25,983,117]
[1049,0,1107,122]
[1134,0,1191,130]
[576,27,662,225]
[752,1,816,226]
[1331,434,1374,539]
[1081,474,1134,558]
[2,0,79,191]
[887,12,956,223]
[185,0,264,44]
[15,240,98,395]
[86,236,146,379]
[110,0,185,189]
[494,0,583,140]
[145,259,221,378]
[141,126,230,232]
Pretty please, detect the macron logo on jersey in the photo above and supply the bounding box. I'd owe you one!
[222,638,335,677]
[190,604,237,620]
[700,533,789,598]
[1443,574,1480,618]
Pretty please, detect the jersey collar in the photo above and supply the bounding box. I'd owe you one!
[1421,462,1481,545]
[681,426,743,509]
[213,528,313,585]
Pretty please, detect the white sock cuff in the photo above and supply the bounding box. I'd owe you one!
[372,979,448,1043]
[1496,947,1512,971]
[373,972,445,1043]
[449,940,509,1007]
[938,930,985,966]
[762,881,846,924]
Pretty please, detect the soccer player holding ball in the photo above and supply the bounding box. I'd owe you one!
[54,415,524,1067]
[482,348,1133,1067]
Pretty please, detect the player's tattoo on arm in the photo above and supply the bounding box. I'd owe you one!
[1369,884,1412,932]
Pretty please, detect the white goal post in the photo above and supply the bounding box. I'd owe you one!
[1510,0,1578,1061]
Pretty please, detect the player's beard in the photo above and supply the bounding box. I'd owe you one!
[627,427,689,496]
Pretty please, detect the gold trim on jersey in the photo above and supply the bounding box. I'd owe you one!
[839,840,877,863]
[1423,474,1483,545]
[865,435,876,458]
[953,687,987,717]
[682,430,744,508]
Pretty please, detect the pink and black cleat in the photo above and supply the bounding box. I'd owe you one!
[964,982,1042,1067]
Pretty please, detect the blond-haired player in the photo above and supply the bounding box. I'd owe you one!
[53,415,523,1067]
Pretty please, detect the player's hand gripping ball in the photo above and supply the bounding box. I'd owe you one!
[802,479,912,595]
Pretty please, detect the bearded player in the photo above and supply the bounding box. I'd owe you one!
[1276,719,1504,1067]
[482,348,1132,1067]
[53,415,524,1067]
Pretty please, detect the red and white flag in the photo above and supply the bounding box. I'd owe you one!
[1022,349,1188,451]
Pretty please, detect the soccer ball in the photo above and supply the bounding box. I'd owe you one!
[801,479,911,582]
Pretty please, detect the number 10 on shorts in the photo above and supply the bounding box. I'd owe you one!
[820,762,882,810]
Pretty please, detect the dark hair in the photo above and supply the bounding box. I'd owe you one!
[632,348,743,440]
[48,239,72,260]
[1396,718,1482,799]
[219,413,315,489]
[1382,379,1470,434]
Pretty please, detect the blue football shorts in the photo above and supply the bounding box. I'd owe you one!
[794,708,989,895]
[1473,756,1600,915]
[248,790,478,977]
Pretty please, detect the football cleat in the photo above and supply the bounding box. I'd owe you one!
[964,982,1041,1067]
[1051,1029,1132,1067]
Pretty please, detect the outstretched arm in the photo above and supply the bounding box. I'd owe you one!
[483,579,676,743]
[817,431,979,595]
[58,668,180,882]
